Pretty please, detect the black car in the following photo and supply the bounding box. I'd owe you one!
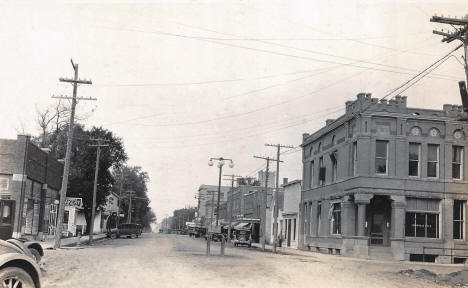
[108,223,142,239]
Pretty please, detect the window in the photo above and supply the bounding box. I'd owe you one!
[317,202,321,235]
[405,198,439,238]
[427,144,439,178]
[454,200,465,240]
[375,140,388,174]
[453,146,463,180]
[330,152,337,182]
[351,142,357,176]
[319,157,325,185]
[405,212,439,238]
[293,219,296,240]
[309,161,314,188]
[331,203,341,235]
[409,143,420,177]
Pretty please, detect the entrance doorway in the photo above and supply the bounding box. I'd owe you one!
[367,196,391,246]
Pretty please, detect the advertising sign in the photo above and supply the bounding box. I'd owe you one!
[65,197,83,208]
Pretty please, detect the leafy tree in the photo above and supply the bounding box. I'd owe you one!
[112,166,156,230]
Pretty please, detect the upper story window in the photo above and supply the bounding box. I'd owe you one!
[319,157,325,186]
[452,146,464,180]
[408,143,420,177]
[427,144,439,178]
[309,161,314,188]
[330,152,337,182]
[351,142,357,176]
[375,140,388,174]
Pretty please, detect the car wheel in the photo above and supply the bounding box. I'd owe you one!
[29,248,42,263]
[0,267,35,288]
[130,233,136,239]
[110,233,117,240]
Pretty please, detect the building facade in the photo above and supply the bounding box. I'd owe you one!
[300,93,468,263]
[282,179,301,248]
[0,135,63,239]
[197,184,230,228]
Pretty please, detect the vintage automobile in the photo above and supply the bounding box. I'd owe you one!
[233,223,252,247]
[107,223,142,239]
[7,238,44,263]
[0,239,42,287]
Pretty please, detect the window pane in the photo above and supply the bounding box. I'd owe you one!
[416,213,426,237]
[427,214,438,238]
[375,158,387,174]
[454,221,461,239]
[454,201,462,220]
[409,143,419,160]
[453,147,462,163]
[409,160,419,176]
[405,213,415,237]
[376,141,387,158]
[427,162,437,177]
[453,163,461,179]
[428,145,438,162]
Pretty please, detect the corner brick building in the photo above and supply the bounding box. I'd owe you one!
[0,135,63,239]
[300,93,468,263]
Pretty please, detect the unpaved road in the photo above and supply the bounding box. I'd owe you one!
[40,233,463,288]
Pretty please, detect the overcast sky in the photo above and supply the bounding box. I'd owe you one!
[0,0,466,221]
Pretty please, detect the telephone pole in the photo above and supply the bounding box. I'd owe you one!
[253,156,283,251]
[223,174,242,242]
[265,144,295,253]
[126,191,136,223]
[53,60,94,249]
[88,139,109,243]
[430,15,468,84]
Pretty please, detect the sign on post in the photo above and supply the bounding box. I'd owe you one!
[65,197,83,208]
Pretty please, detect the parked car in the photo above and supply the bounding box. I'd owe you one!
[108,223,142,239]
[0,239,41,287]
[7,238,44,263]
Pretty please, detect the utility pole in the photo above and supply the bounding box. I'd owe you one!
[88,139,109,244]
[430,15,468,84]
[223,174,242,242]
[126,191,136,223]
[265,144,295,253]
[253,156,283,251]
[53,59,94,249]
[117,168,125,226]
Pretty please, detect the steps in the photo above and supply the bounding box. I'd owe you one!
[368,246,394,261]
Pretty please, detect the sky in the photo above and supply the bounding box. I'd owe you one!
[0,0,467,222]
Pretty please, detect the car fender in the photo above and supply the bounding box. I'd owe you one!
[0,252,41,288]
[6,239,34,258]
[23,242,44,257]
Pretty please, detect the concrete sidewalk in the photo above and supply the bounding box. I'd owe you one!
[41,233,107,249]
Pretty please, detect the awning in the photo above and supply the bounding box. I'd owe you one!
[234,222,251,231]
[222,222,239,229]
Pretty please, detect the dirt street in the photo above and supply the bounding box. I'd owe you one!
[40,233,463,288]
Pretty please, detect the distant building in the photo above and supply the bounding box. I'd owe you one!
[0,135,63,239]
[281,179,301,248]
[196,184,230,228]
[300,93,468,263]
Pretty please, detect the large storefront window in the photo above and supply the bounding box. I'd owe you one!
[405,198,440,238]
[454,200,465,240]
[405,213,439,238]
[331,203,341,235]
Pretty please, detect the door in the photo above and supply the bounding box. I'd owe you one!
[287,219,291,247]
[0,201,15,240]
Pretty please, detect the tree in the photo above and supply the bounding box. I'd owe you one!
[112,166,156,230]
[170,207,197,230]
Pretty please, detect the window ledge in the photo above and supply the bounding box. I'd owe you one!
[405,237,443,243]
[330,234,342,239]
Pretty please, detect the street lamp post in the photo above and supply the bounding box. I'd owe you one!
[207,157,234,256]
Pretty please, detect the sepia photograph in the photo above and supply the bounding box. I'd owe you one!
[0,0,468,287]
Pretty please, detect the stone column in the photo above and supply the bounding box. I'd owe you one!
[341,196,355,237]
[355,194,373,237]
[390,195,406,261]
[310,201,318,237]
[353,193,373,258]
[298,202,304,249]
